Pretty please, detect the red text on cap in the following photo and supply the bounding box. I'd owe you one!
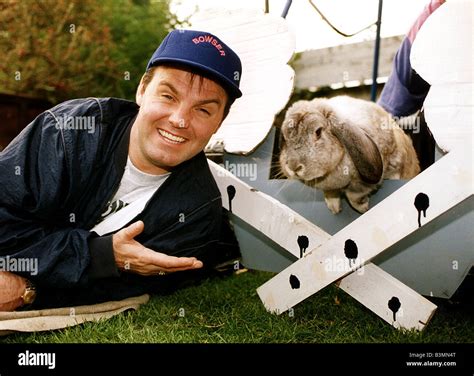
[192,35,226,56]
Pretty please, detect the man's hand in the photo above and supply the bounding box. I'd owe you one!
[112,221,203,276]
[0,271,27,311]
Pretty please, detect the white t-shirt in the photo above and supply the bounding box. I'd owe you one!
[97,157,170,223]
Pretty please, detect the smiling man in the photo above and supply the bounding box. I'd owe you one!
[0,29,242,311]
[131,66,228,175]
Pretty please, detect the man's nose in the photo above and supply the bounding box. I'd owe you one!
[169,106,189,129]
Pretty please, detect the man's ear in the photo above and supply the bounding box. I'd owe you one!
[136,75,147,106]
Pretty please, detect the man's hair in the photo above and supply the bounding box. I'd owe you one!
[141,63,234,120]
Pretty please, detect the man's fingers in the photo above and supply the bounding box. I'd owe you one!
[118,245,204,276]
[122,220,144,240]
[127,258,203,276]
[164,259,204,272]
[164,260,204,273]
[144,250,202,269]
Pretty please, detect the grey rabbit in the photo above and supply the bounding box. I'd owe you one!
[279,96,420,214]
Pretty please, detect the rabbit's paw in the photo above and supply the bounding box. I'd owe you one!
[346,191,370,213]
[324,196,342,214]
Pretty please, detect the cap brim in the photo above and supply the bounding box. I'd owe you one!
[148,57,242,99]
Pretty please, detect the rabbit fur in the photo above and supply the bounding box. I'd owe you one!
[279,96,420,214]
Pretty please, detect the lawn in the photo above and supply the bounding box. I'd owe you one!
[1,270,472,344]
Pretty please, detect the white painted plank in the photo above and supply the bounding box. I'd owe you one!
[337,263,437,331]
[208,160,329,257]
[191,8,295,154]
[256,150,473,315]
[209,160,439,330]
[191,8,295,62]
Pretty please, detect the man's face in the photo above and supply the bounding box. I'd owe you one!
[130,66,228,174]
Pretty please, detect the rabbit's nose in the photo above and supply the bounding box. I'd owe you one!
[288,160,305,176]
[294,164,305,176]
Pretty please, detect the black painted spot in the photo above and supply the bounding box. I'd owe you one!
[226,185,236,212]
[297,235,309,258]
[388,296,401,321]
[289,274,300,289]
[414,192,429,228]
[344,239,358,266]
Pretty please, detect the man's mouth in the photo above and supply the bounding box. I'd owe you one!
[157,129,187,144]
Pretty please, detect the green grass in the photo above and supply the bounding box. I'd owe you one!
[1,270,473,343]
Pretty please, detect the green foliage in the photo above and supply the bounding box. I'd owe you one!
[102,0,180,100]
[0,0,179,103]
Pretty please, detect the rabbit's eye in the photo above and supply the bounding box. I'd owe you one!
[315,128,322,138]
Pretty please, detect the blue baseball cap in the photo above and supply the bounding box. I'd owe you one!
[146,29,242,99]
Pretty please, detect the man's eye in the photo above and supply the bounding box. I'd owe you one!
[198,108,211,115]
[161,94,173,100]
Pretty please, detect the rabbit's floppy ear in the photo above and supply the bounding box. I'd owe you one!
[329,117,383,184]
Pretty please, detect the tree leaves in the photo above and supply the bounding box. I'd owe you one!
[0,0,179,103]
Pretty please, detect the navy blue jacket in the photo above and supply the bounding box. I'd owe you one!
[0,97,231,291]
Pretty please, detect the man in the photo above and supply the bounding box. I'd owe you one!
[0,29,242,311]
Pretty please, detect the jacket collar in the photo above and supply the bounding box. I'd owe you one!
[114,114,135,174]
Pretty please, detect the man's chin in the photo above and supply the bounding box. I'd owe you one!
[147,153,189,172]
[145,142,203,172]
